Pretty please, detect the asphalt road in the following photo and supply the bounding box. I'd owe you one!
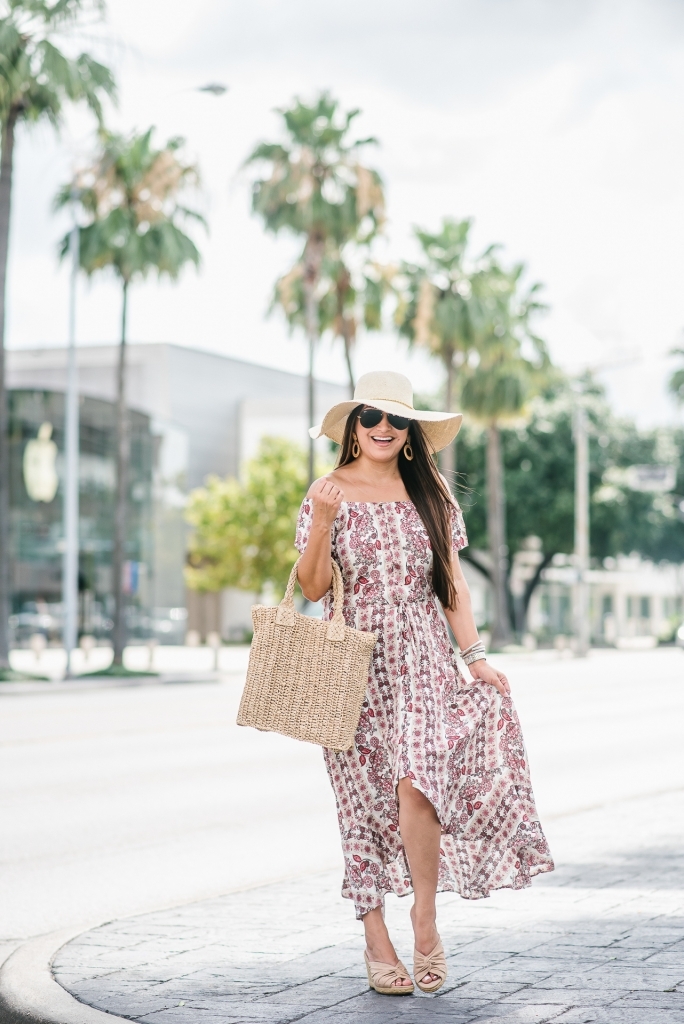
[1,647,682,963]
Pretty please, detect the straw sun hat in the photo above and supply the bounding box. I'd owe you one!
[309,371,463,453]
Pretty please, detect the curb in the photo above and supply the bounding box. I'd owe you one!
[0,672,221,696]
[0,872,326,1024]
[0,929,129,1024]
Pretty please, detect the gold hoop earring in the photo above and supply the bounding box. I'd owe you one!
[403,438,414,461]
[352,434,361,459]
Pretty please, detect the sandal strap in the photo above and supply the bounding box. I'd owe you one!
[366,956,412,989]
[413,940,447,981]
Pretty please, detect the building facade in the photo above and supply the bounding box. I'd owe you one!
[8,389,154,646]
[7,343,347,646]
[529,555,684,647]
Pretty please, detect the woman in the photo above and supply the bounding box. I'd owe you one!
[296,371,553,996]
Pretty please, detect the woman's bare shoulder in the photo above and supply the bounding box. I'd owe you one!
[307,470,347,495]
[326,466,355,486]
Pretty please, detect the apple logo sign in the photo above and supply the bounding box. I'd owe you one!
[23,422,59,503]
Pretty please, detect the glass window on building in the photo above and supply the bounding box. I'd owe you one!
[639,596,650,620]
[9,390,154,647]
[559,592,572,634]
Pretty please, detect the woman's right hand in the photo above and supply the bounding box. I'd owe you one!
[310,476,345,529]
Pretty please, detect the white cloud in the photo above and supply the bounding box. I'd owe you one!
[5,0,684,424]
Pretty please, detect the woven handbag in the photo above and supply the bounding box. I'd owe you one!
[236,557,377,751]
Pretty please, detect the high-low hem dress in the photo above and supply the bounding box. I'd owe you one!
[295,497,554,920]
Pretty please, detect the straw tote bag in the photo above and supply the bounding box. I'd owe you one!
[237,557,377,751]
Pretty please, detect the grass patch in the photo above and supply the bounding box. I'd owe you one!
[78,664,159,679]
[0,668,50,682]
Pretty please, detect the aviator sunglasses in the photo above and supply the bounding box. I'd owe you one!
[358,407,411,431]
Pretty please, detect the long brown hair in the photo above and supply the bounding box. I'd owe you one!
[338,406,458,609]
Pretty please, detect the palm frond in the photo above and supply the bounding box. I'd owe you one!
[57,126,204,286]
[0,4,114,131]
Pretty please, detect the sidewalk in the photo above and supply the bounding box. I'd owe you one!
[5,644,251,684]
[0,646,252,695]
[47,788,684,1024]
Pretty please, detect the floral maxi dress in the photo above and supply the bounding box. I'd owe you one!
[295,498,554,919]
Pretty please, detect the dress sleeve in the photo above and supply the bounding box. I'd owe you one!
[451,500,468,552]
[294,497,314,554]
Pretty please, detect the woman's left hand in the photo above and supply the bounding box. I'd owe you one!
[469,660,510,696]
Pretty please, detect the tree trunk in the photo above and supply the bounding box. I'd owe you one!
[342,321,355,398]
[440,350,454,478]
[112,279,129,665]
[486,422,512,647]
[303,233,324,486]
[336,267,355,398]
[0,112,17,670]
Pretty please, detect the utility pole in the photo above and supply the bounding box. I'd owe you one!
[570,355,640,657]
[62,199,79,678]
[573,399,590,656]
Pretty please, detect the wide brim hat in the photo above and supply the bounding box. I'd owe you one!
[309,370,463,453]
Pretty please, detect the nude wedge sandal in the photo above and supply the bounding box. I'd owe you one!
[413,939,447,993]
[364,951,414,995]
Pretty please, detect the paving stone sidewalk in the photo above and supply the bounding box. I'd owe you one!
[53,790,684,1024]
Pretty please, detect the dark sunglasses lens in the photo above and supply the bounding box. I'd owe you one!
[387,414,410,431]
[359,408,383,428]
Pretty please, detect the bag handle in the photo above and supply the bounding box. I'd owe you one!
[275,556,346,642]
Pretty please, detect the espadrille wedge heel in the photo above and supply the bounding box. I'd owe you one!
[364,951,414,995]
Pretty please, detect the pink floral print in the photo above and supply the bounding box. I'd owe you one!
[295,498,553,919]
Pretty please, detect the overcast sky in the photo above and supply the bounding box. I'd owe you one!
[7,0,684,425]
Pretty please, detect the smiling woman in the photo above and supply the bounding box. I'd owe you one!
[295,370,553,995]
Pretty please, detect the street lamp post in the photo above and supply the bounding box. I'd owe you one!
[573,399,590,657]
[62,199,79,677]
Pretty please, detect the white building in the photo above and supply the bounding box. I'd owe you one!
[529,555,684,647]
[7,343,347,643]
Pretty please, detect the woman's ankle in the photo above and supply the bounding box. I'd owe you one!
[363,910,392,954]
[410,903,437,926]
[410,904,439,950]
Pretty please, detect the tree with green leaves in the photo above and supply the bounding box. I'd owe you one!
[0,0,115,674]
[245,92,384,480]
[396,218,498,478]
[457,376,684,633]
[459,262,549,646]
[396,217,549,646]
[185,437,308,600]
[56,128,203,665]
[274,246,393,397]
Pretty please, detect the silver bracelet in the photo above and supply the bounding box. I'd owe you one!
[459,640,481,657]
[460,640,486,666]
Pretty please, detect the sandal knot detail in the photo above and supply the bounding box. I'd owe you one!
[364,951,414,995]
[413,939,447,993]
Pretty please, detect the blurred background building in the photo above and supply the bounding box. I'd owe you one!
[6,343,346,647]
[5,346,683,653]
[530,555,683,649]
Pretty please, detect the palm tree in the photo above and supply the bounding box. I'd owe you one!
[396,218,498,478]
[0,0,115,673]
[56,128,203,667]
[245,92,384,481]
[274,244,393,398]
[668,348,684,405]
[460,264,549,647]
